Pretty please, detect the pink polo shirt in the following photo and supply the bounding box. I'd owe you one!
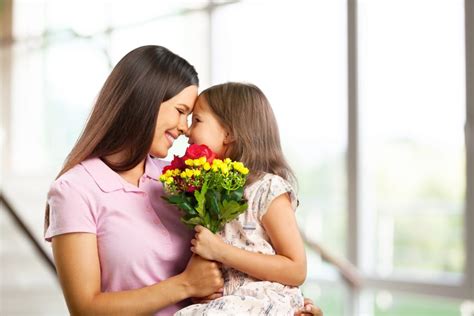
[45,155,194,315]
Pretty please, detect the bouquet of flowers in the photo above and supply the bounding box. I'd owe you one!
[159,144,249,233]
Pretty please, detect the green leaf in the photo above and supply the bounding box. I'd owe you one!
[194,181,208,217]
[224,187,245,201]
[206,189,221,219]
[181,216,203,228]
[220,200,248,223]
[163,194,197,215]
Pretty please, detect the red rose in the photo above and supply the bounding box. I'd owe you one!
[163,155,186,173]
[162,165,173,173]
[183,144,216,164]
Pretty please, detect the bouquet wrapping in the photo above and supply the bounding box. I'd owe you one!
[159,144,249,233]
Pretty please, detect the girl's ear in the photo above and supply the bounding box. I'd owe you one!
[223,131,235,145]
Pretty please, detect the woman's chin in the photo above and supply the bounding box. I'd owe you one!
[150,148,168,159]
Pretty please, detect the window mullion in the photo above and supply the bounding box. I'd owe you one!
[347,0,360,315]
[464,0,474,302]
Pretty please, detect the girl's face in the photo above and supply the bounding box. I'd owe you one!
[151,85,198,158]
[186,96,230,158]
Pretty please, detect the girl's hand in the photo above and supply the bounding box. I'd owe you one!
[294,298,323,316]
[181,254,224,298]
[191,225,225,261]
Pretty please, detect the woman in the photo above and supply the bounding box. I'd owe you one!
[44,45,223,315]
[45,45,321,315]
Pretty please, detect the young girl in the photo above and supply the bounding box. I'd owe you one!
[176,82,307,315]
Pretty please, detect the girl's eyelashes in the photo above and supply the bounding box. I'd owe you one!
[176,108,185,115]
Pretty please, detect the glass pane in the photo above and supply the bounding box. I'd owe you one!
[302,280,347,316]
[360,290,463,316]
[212,0,348,258]
[358,0,466,277]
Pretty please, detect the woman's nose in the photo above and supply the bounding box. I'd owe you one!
[178,117,189,135]
[184,125,192,138]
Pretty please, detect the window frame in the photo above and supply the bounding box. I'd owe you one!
[344,0,474,313]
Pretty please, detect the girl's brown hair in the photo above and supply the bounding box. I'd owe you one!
[200,82,296,186]
[45,45,198,232]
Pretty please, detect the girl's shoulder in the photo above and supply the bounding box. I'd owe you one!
[250,173,295,192]
[246,173,298,219]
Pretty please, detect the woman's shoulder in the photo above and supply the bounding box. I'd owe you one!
[49,159,100,196]
[53,163,90,186]
[149,156,170,170]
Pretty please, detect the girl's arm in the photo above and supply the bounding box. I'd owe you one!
[52,232,223,316]
[191,193,307,286]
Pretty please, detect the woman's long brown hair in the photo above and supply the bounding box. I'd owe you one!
[44,45,198,232]
[200,82,296,187]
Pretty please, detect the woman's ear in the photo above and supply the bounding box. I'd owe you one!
[223,131,235,145]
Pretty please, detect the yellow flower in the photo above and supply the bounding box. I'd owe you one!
[241,167,249,175]
[165,177,174,184]
[233,162,244,170]
[211,159,223,172]
[185,159,194,166]
[185,168,194,178]
[194,169,201,177]
[224,158,231,164]
[203,162,211,171]
[159,175,167,182]
[212,159,223,167]
[220,165,229,174]
[180,171,187,178]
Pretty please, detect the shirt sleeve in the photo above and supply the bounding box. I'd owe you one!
[44,179,97,242]
[255,175,298,221]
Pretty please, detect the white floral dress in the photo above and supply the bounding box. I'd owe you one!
[175,173,304,316]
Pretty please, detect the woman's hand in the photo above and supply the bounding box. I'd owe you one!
[190,225,225,261]
[294,298,323,316]
[181,254,224,298]
[191,288,224,304]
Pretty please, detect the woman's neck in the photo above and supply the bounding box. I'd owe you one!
[105,152,145,187]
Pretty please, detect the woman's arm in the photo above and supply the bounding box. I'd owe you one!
[53,233,223,316]
[191,193,307,286]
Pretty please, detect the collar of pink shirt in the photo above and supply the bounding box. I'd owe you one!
[81,155,162,193]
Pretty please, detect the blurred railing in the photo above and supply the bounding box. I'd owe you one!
[301,231,361,289]
[0,192,56,274]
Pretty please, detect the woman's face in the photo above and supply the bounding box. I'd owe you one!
[186,95,229,158]
[151,85,198,158]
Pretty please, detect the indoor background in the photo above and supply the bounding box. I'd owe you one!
[1,0,473,315]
